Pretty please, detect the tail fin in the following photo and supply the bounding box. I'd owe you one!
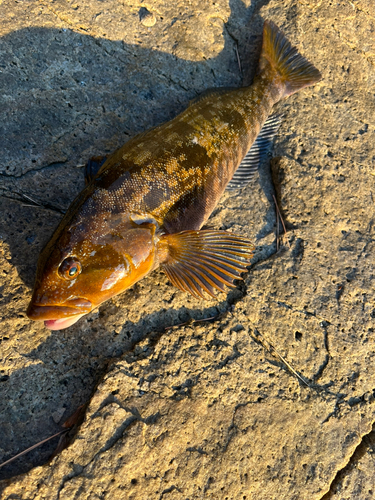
[260,20,321,97]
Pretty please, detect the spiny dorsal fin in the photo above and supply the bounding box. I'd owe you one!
[226,113,283,191]
[84,156,107,185]
[189,87,237,106]
[159,230,254,299]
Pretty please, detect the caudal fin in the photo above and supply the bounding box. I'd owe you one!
[260,20,321,97]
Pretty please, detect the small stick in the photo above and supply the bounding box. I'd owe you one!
[276,201,279,251]
[0,191,65,214]
[250,328,311,388]
[234,44,242,74]
[19,193,43,205]
[19,192,65,214]
[164,314,221,331]
[272,194,291,249]
[0,429,69,470]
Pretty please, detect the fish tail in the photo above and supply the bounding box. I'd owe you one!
[259,20,321,97]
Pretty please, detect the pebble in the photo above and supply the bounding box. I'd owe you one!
[139,7,156,27]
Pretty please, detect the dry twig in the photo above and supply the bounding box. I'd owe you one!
[0,429,69,470]
[164,313,224,331]
[234,44,242,74]
[0,190,65,214]
[273,194,290,249]
[249,328,311,388]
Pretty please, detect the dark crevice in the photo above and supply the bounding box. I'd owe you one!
[320,421,375,500]
[313,322,331,382]
[0,0,279,483]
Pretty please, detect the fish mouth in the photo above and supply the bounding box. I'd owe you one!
[27,298,92,330]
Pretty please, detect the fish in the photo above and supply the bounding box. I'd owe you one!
[26,20,321,330]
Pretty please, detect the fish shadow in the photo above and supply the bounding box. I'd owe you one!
[0,0,277,480]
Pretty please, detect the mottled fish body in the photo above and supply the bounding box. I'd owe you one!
[27,21,321,330]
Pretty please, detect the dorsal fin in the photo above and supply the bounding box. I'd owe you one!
[226,113,283,191]
[189,87,237,106]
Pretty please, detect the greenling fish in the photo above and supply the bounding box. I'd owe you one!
[27,21,321,330]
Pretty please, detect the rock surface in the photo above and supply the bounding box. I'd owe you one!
[1,0,375,498]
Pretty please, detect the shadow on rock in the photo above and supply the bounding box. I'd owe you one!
[0,0,275,480]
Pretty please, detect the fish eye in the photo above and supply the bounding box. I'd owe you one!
[58,257,82,280]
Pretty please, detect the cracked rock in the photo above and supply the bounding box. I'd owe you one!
[1,0,375,499]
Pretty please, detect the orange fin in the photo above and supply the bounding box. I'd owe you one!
[159,230,254,299]
[260,20,321,97]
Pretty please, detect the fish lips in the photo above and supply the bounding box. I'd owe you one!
[44,314,88,331]
[27,298,93,321]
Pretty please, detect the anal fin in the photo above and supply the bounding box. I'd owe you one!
[226,113,283,190]
[158,230,254,299]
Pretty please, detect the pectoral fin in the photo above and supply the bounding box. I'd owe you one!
[158,230,254,299]
[226,113,283,190]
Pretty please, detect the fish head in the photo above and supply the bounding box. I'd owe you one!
[27,211,158,330]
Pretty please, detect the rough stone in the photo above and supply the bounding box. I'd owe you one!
[139,8,157,28]
[323,427,375,500]
[1,0,375,499]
